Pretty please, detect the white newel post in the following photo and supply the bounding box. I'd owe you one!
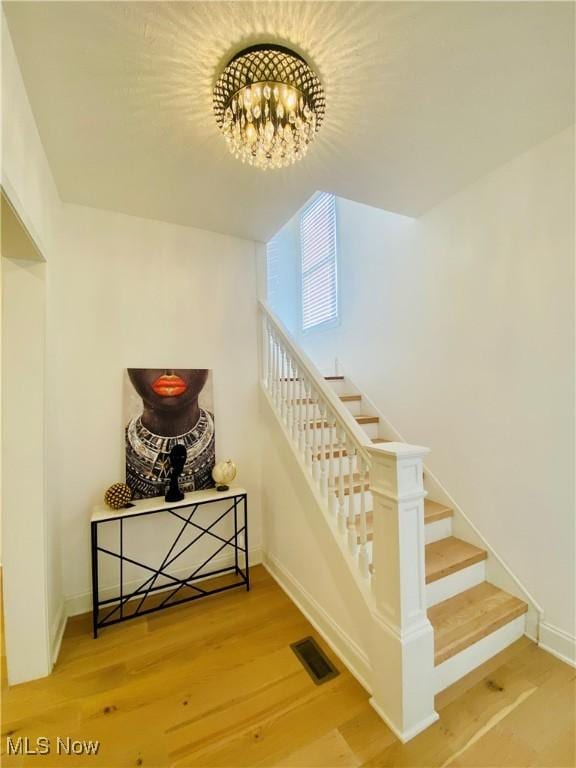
[261,314,269,387]
[367,442,438,743]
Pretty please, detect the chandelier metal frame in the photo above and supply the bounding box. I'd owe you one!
[213,43,325,169]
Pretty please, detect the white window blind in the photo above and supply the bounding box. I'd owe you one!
[300,193,338,331]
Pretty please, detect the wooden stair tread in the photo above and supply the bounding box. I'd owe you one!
[291,394,359,405]
[280,375,344,382]
[425,537,487,584]
[307,414,379,429]
[355,415,379,424]
[424,499,453,523]
[428,582,528,665]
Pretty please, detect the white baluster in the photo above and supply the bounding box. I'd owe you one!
[278,340,283,410]
[319,401,328,496]
[311,388,320,483]
[285,351,291,425]
[328,416,338,516]
[279,346,287,422]
[337,427,346,533]
[275,340,281,412]
[291,364,299,443]
[283,350,290,423]
[298,374,306,455]
[261,315,266,386]
[357,454,370,578]
[266,320,273,393]
[287,357,294,435]
[305,379,314,471]
[347,441,358,552]
[271,331,279,407]
[285,350,291,424]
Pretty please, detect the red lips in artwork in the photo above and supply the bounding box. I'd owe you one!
[151,374,188,397]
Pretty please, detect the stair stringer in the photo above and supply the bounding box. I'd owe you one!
[259,384,375,691]
[335,364,543,641]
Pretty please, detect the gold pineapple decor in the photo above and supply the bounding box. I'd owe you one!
[104,482,133,510]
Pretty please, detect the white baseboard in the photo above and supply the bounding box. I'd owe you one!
[263,552,372,693]
[369,698,439,744]
[539,621,576,668]
[51,600,67,666]
[65,546,263,617]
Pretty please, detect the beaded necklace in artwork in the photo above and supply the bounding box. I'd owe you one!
[126,409,215,499]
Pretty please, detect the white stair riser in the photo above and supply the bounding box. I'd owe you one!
[424,517,452,544]
[325,379,349,395]
[359,421,379,439]
[426,561,486,608]
[342,399,362,416]
[433,614,526,693]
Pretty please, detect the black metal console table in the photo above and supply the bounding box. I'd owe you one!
[90,487,248,637]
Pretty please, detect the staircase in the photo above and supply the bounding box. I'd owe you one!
[259,301,535,742]
[324,375,529,691]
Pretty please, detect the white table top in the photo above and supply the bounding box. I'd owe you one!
[91,486,247,523]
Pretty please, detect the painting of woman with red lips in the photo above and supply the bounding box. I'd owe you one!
[124,369,215,499]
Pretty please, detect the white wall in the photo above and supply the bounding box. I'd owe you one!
[3,4,263,660]
[2,257,52,682]
[260,394,372,685]
[267,215,301,336]
[51,203,263,611]
[1,12,60,259]
[1,11,64,680]
[269,127,575,647]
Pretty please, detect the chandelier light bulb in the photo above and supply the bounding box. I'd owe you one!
[285,90,297,110]
[213,44,325,170]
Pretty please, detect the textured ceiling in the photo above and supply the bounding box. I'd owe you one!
[4,1,574,241]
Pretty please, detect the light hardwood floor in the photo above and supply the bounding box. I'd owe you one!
[1,565,574,767]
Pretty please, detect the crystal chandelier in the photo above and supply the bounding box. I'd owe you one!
[213,44,325,170]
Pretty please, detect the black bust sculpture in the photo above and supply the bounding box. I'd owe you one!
[165,444,187,502]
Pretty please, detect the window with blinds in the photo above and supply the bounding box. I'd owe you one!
[300,193,338,331]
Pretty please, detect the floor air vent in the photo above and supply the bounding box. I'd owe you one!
[290,637,340,685]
